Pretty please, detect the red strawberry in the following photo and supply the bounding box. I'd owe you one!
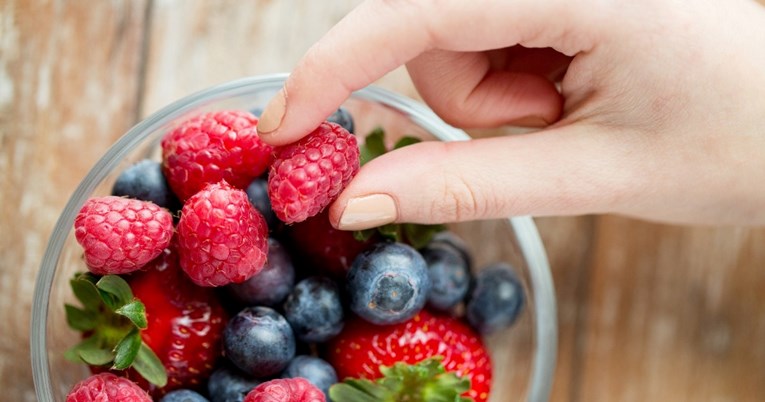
[162,110,273,201]
[244,378,325,402]
[326,310,492,402]
[66,373,151,402]
[286,211,377,278]
[74,196,173,275]
[268,122,359,224]
[177,181,268,287]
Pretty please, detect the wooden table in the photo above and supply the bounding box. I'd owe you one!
[2,1,764,401]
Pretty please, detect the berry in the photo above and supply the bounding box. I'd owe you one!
[421,242,471,311]
[245,178,280,230]
[286,211,376,279]
[466,263,525,335]
[177,181,269,287]
[162,110,273,201]
[430,231,473,269]
[327,310,492,402]
[127,247,228,395]
[268,122,359,224]
[208,364,262,402]
[224,307,296,378]
[346,242,430,325]
[112,159,181,212]
[227,238,295,307]
[66,373,151,402]
[74,196,173,275]
[161,389,210,402]
[326,108,354,134]
[283,277,344,343]
[281,356,337,399]
[244,378,325,402]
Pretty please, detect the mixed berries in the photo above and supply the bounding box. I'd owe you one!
[66,107,526,401]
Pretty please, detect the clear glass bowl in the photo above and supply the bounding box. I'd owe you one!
[31,74,557,402]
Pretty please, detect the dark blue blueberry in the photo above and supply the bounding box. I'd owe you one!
[326,107,355,134]
[245,178,279,230]
[227,238,295,307]
[207,363,262,402]
[281,356,338,399]
[346,242,430,325]
[111,159,181,211]
[223,306,296,378]
[429,231,472,270]
[160,389,209,402]
[466,263,525,335]
[283,277,344,343]
[421,243,471,311]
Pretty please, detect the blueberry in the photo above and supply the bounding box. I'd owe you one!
[421,243,471,311]
[281,356,338,398]
[207,363,262,402]
[223,306,296,378]
[466,263,525,335]
[283,277,344,343]
[227,238,295,307]
[326,107,355,134]
[346,242,430,325]
[245,178,279,230]
[429,231,472,270]
[160,389,209,402]
[111,159,180,211]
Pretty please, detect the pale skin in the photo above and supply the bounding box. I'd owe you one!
[257,0,765,230]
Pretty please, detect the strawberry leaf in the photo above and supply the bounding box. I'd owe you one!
[96,275,134,311]
[133,341,168,387]
[359,127,387,166]
[393,136,421,150]
[353,228,378,242]
[112,328,142,370]
[115,300,148,330]
[66,336,114,366]
[403,223,446,250]
[65,304,98,331]
[70,273,102,310]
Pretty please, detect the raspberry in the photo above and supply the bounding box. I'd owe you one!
[177,181,268,286]
[244,378,325,402]
[66,373,151,402]
[162,110,273,201]
[268,122,359,224]
[74,196,173,275]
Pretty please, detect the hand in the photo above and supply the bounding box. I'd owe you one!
[257,0,765,229]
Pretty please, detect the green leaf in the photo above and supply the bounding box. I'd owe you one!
[330,380,387,402]
[96,275,134,311]
[360,127,387,165]
[353,229,377,242]
[65,304,98,331]
[393,136,421,150]
[132,341,168,387]
[70,273,102,311]
[377,223,402,242]
[115,300,148,329]
[66,336,114,366]
[403,223,446,249]
[112,328,142,370]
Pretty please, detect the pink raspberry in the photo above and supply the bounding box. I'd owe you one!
[177,181,268,286]
[74,196,173,275]
[269,122,359,224]
[66,373,151,402]
[244,378,325,402]
[162,110,273,201]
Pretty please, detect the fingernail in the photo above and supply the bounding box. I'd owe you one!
[508,115,549,128]
[258,88,287,134]
[337,194,398,231]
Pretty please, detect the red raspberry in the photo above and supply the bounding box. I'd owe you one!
[268,122,359,224]
[162,110,273,201]
[74,196,173,275]
[66,373,151,402]
[244,378,325,402]
[177,181,268,286]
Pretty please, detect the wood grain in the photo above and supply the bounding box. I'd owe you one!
[2,1,765,401]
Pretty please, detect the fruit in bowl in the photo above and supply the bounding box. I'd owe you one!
[32,75,557,402]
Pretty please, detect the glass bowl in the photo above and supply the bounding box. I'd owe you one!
[31,73,557,402]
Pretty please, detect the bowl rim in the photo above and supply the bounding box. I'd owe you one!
[31,73,557,402]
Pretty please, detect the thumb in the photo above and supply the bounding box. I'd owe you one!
[329,124,638,230]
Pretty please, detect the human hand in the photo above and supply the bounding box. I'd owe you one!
[257,0,765,229]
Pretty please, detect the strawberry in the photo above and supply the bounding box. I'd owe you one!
[161,110,273,201]
[177,181,269,287]
[244,378,325,402]
[326,310,492,402]
[268,122,359,224]
[74,196,173,275]
[66,373,151,402]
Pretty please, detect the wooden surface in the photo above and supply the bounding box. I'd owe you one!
[1,1,764,401]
